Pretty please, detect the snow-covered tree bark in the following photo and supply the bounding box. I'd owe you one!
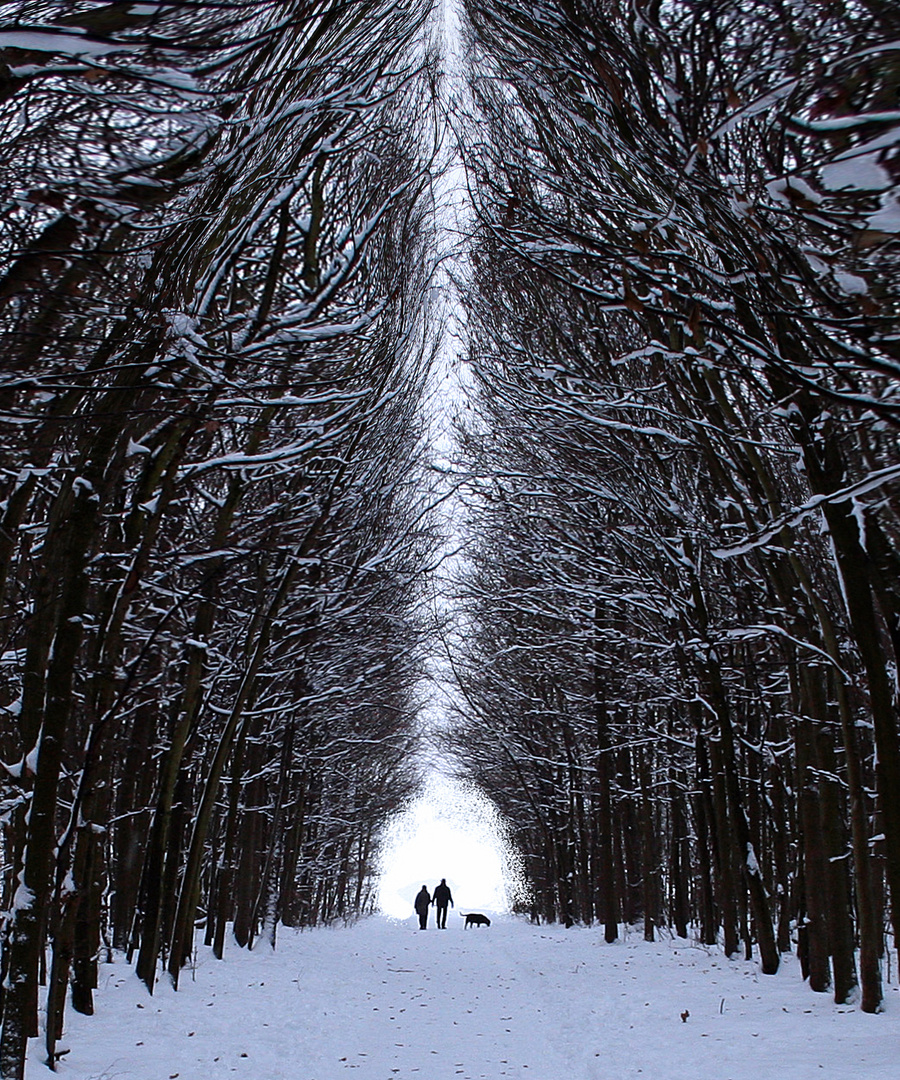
[448,0,899,1009]
[0,1,438,1071]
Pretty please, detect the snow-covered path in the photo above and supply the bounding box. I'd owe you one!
[41,916,899,1080]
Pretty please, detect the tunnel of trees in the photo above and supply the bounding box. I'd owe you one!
[1,1,899,1076]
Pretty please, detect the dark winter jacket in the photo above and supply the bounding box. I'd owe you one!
[433,882,453,908]
[414,887,431,914]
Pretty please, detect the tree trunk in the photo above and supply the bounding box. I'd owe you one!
[706,659,779,973]
[786,546,883,1011]
[594,712,619,942]
[823,498,900,952]
[638,744,657,942]
[670,767,689,939]
[795,707,831,992]
[707,735,740,958]
[0,485,93,1079]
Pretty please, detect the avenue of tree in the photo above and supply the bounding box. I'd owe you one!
[448,0,900,1018]
[0,2,898,1078]
[0,4,439,1077]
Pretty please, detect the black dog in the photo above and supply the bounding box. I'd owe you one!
[461,912,491,928]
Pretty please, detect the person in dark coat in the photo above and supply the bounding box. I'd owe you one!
[414,885,431,929]
[432,878,454,929]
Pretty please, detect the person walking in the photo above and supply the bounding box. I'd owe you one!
[432,878,454,929]
[414,885,431,929]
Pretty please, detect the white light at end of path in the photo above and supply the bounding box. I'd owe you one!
[376,774,527,920]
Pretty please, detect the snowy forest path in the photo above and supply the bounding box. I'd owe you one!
[46,916,899,1080]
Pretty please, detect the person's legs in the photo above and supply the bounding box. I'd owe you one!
[437,904,447,928]
[418,910,427,929]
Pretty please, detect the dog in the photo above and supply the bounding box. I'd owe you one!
[461,912,491,928]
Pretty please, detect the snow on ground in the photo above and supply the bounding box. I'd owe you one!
[34,916,899,1080]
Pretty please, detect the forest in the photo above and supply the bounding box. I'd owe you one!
[0,1,898,1077]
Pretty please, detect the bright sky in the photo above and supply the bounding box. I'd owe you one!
[372,0,516,928]
[376,772,524,919]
